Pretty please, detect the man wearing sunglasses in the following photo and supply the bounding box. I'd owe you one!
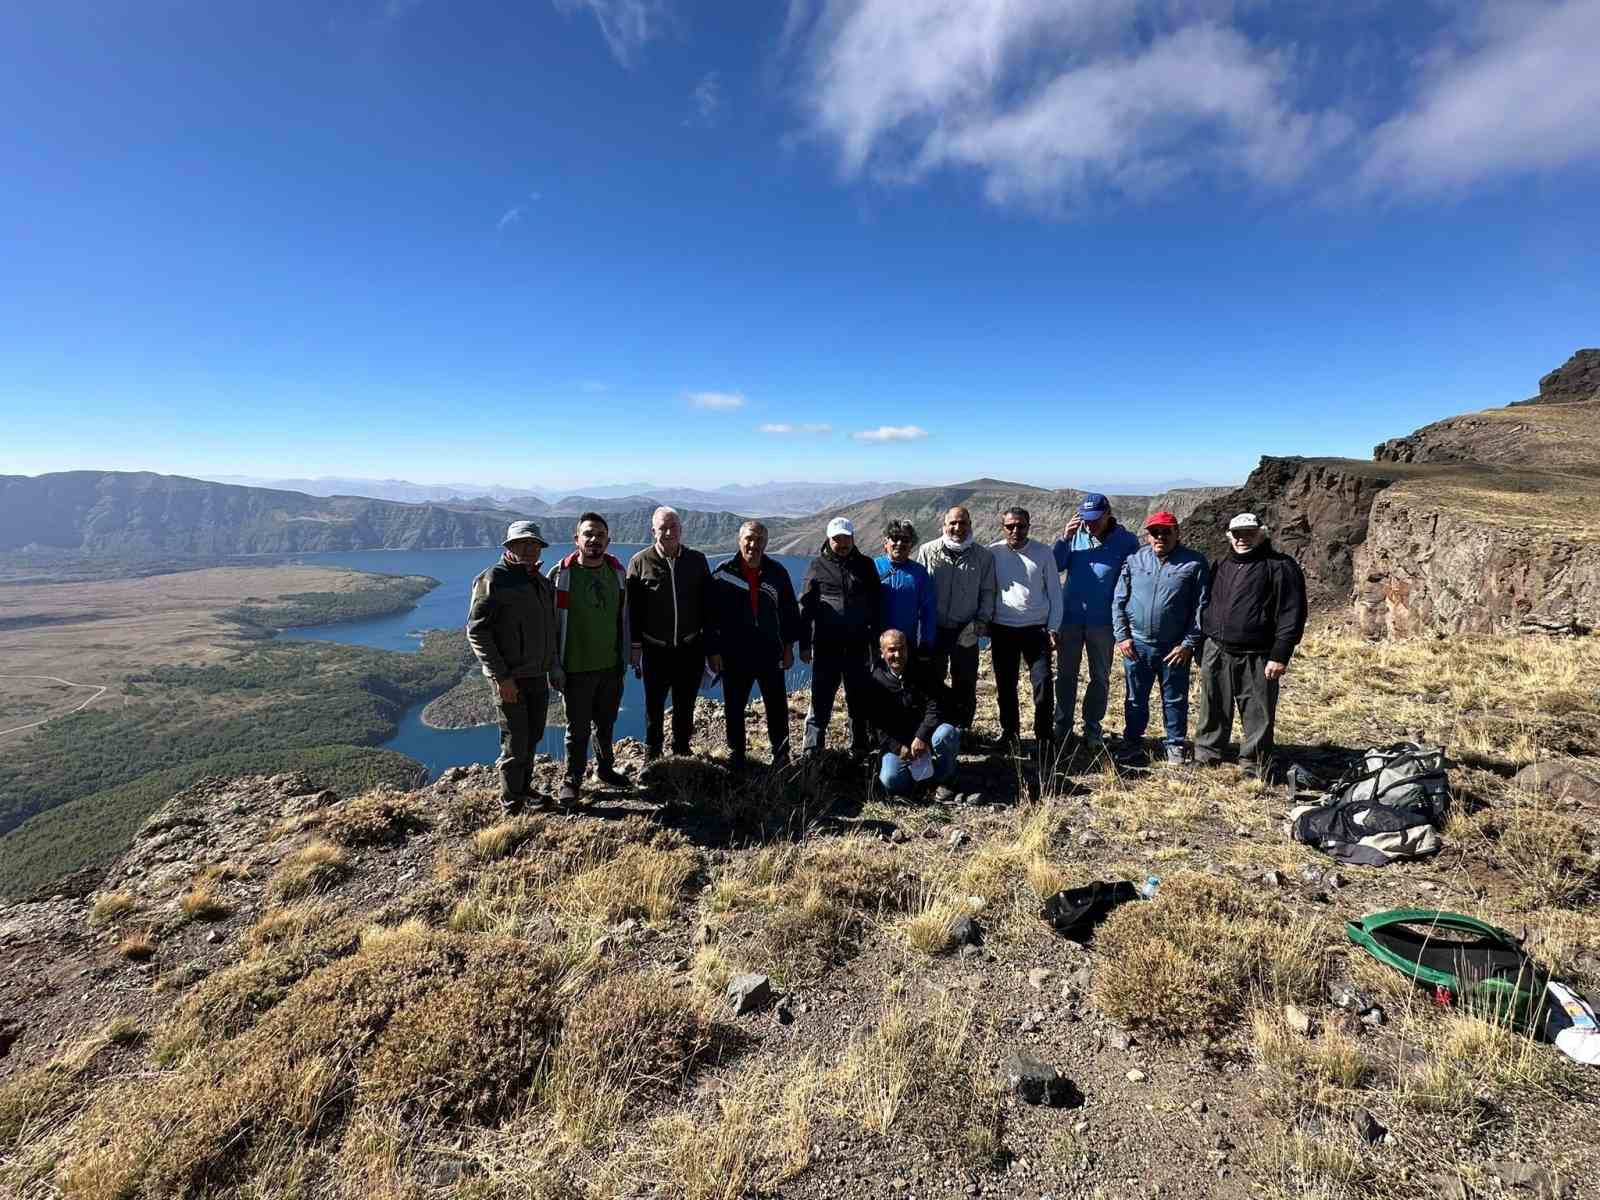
[875,519,937,656]
[1111,511,1209,764]
[1194,513,1307,779]
[988,507,1062,763]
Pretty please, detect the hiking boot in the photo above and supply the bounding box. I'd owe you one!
[499,794,525,817]
[1164,746,1187,765]
[595,764,632,788]
[557,778,582,806]
[643,747,660,766]
[769,751,791,772]
[727,753,748,775]
[932,783,959,804]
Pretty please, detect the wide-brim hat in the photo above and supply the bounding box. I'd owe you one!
[502,519,550,547]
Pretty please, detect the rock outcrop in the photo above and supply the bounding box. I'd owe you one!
[1514,348,1600,406]
[1352,488,1600,638]
[1182,457,1406,605]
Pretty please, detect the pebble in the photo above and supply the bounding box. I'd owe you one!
[1027,967,1053,990]
[1126,1069,1146,1083]
[1108,1030,1136,1052]
[1284,1004,1313,1035]
[948,829,970,850]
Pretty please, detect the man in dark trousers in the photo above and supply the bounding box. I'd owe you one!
[1194,513,1308,778]
[627,506,711,762]
[799,517,883,759]
[864,629,961,801]
[705,520,802,771]
[466,520,561,814]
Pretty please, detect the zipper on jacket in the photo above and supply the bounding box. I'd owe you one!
[668,554,678,646]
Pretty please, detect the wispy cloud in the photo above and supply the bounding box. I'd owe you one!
[689,71,723,126]
[1360,0,1600,192]
[687,390,746,410]
[759,422,832,435]
[553,0,671,68]
[782,0,1600,210]
[852,424,928,442]
[496,205,525,231]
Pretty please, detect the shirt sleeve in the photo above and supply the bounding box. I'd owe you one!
[465,575,510,680]
[1112,560,1133,644]
[918,567,938,650]
[1183,556,1209,652]
[978,549,997,625]
[1052,537,1071,573]
[1042,546,1063,630]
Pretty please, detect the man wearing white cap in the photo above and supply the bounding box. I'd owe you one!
[798,516,882,758]
[466,520,561,813]
[1194,513,1307,778]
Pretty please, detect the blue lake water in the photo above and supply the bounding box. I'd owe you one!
[278,546,813,777]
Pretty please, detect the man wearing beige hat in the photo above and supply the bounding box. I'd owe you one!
[1194,512,1307,778]
[467,520,562,813]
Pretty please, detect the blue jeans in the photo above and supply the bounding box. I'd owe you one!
[1122,641,1191,749]
[880,723,961,796]
[1056,623,1114,741]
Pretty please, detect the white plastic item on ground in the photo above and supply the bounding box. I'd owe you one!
[1544,981,1600,1066]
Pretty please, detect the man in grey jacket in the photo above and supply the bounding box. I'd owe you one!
[467,520,562,814]
[1111,511,1208,764]
[914,506,996,729]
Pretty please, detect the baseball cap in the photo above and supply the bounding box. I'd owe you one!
[1079,492,1110,519]
[1227,513,1265,532]
[1143,511,1178,529]
[826,517,856,538]
[502,519,550,547]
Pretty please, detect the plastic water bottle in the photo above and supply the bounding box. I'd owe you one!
[1139,874,1161,900]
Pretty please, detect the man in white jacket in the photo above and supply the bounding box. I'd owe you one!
[988,507,1062,761]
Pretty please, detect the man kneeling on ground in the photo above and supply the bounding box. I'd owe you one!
[865,629,961,801]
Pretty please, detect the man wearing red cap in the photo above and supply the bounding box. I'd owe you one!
[1111,512,1209,764]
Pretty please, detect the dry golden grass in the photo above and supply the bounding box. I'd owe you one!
[269,838,350,901]
[178,884,229,921]
[470,817,537,862]
[957,803,1069,910]
[87,890,138,926]
[558,840,700,925]
[102,1018,142,1048]
[688,944,733,999]
[1400,1010,1578,1117]
[1093,871,1330,1040]
[1251,1006,1373,1119]
[901,886,970,956]
[831,989,1003,1164]
[322,790,430,847]
[244,899,348,957]
[116,930,155,961]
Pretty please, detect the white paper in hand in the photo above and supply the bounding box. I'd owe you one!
[908,753,935,782]
[703,665,720,690]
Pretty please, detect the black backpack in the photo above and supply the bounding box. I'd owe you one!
[1288,743,1450,867]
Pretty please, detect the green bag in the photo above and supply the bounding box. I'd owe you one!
[1345,909,1549,1032]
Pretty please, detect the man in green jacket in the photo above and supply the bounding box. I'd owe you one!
[466,520,561,814]
[551,512,632,804]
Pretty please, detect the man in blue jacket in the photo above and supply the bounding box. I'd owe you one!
[1112,511,1209,764]
[1052,493,1140,751]
[875,519,937,653]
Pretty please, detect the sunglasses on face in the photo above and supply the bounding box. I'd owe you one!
[1146,527,1174,536]
[1002,523,1027,531]
[887,535,914,544]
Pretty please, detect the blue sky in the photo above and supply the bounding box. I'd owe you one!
[2,1,1597,492]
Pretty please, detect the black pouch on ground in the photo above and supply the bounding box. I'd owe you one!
[1288,742,1449,866]
[1041,880,1139,940]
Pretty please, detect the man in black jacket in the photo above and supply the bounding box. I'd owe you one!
[798,517,882,759]
[705,520,802,770]
[466,520,561,814]
[1194,513,1308,776]
[864,629,961,800]
[627,506,712,761]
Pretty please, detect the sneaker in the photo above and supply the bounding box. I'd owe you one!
[595,764,632,788]
[1164,746,1187,765]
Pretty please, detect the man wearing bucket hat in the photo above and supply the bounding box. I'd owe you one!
[1194,512,1307,778]
[1111,511,1209,764]
[798,516,882,758]
[1052,492,1140,752]
[466,520,562,813]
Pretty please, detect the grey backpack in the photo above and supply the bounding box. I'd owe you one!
[1288,743,1450,867]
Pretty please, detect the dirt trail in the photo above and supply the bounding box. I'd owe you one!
[0,673,109,737]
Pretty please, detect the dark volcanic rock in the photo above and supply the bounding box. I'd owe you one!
[1519,348,1600,406]
[1000,1050,1081,1107]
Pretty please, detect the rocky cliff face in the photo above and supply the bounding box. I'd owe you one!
[1353,490,1600,638]
[1516,348,1600,406]
[1182,457,1406,604]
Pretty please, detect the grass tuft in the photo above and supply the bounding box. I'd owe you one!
[322,790,430,847]
[269,839,350,901]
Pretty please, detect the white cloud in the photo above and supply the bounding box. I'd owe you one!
[759,422,833,435]
[1360,0,1600,192]
[552,0,670,67]
[496,205,524,231]
[852,425,929,442]
[692,71,723,123]
[687,390,746,410]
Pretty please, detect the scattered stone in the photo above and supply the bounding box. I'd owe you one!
[1027,967,1053,990]
[776,1000,795,1025]
[960,944,986,960]
[1297,864,1322,885]
[1259,869,1285,887]
[0,1019,23,1059]
[1125,1069,1146,1084]
[614,917,639,936]
[1360,1005,1386,1028]
[1064,965,1093,994]
[1284,1005,1313,1035]
[949,916,982,947]
[1233,825,1252,837]
[420,1159,467,1188]
[1325,871,1347,890]
[440,765,471,783]
[1108,1030,1136,1052]
[1485,1162,1562,1199]
[1513,760,1600,806]
[1000,1051,1080,1107]
[590,935,615,958]
[1352,1109,1386,1144]
[921,825,943,839]
[1019,1011,1046,1034]
[948,829,970,850]
[1077,831,1102,848]
[890,827,910,844]
[205,929,223,945]
[694,922,716,947]
[727,973,773,1016]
